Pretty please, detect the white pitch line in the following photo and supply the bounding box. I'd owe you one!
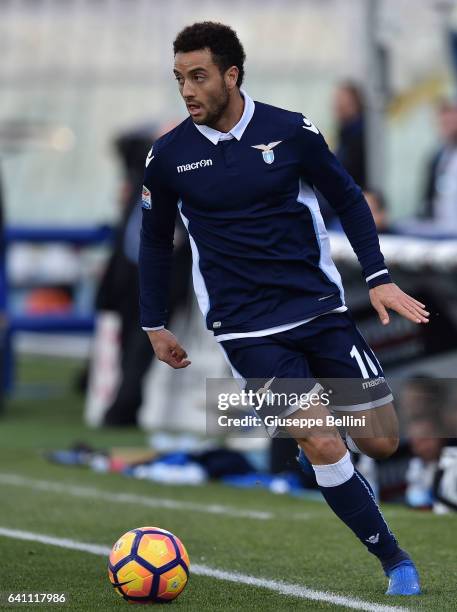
[0,473,272,521]
[0,527,411,612]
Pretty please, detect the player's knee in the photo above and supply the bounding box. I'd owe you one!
[377,436,399,459]
[358,436,399,460]
[301,435,346,464]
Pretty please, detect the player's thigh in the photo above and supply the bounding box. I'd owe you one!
[220,335,310,380]
[221,336,323,439]
[343,402,399,459]
[341,402,399,438]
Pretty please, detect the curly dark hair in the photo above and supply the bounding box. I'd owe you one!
[173,22,246,87]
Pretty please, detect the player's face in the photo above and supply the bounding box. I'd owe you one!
[174,49,230,126]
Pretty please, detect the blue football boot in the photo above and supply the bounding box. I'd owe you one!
[386,560,421,596]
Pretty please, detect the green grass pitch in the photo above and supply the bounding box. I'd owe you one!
[0,356,456,611]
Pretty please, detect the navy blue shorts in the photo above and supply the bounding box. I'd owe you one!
[220,312,393,422]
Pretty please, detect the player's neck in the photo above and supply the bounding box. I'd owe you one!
[209,89,244,134]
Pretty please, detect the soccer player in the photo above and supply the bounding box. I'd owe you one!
[139,22,427,596]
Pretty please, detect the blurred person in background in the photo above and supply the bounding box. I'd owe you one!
[422,100,457,232]
[333,81,367,189]
[363,189,392,234]
[320,81,367,227]
[331,188,391,234]
[399,377,448,509]
[95,126,191,426]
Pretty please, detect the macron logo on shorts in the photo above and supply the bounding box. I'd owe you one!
[177,159,213,173]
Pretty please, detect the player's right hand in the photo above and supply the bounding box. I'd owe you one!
[146,329,191,369]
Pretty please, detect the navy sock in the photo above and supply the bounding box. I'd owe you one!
[354,467,375,498]
[313,453,409,572]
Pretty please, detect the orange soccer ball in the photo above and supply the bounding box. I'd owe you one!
[108,527,190,604]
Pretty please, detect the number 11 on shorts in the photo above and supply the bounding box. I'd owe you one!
[350,345,379,379]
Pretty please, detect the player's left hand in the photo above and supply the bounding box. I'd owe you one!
[369,283,429,326]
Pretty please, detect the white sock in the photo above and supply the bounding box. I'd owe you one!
[312,450,354,487]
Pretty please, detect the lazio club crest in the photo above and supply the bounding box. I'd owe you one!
[251,140,282,164]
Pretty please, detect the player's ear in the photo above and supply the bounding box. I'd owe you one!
[225,65,239,91]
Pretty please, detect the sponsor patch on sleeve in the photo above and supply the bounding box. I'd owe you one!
[141,185,152,209]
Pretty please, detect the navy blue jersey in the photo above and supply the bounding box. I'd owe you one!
[139,91,391,337]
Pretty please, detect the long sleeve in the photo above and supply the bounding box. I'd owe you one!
[296,116,391,289]
[139,144,179,328]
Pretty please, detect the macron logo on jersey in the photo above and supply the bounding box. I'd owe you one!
[177,159,213,173]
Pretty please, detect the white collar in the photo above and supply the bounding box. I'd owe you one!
[194,89,255,145]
